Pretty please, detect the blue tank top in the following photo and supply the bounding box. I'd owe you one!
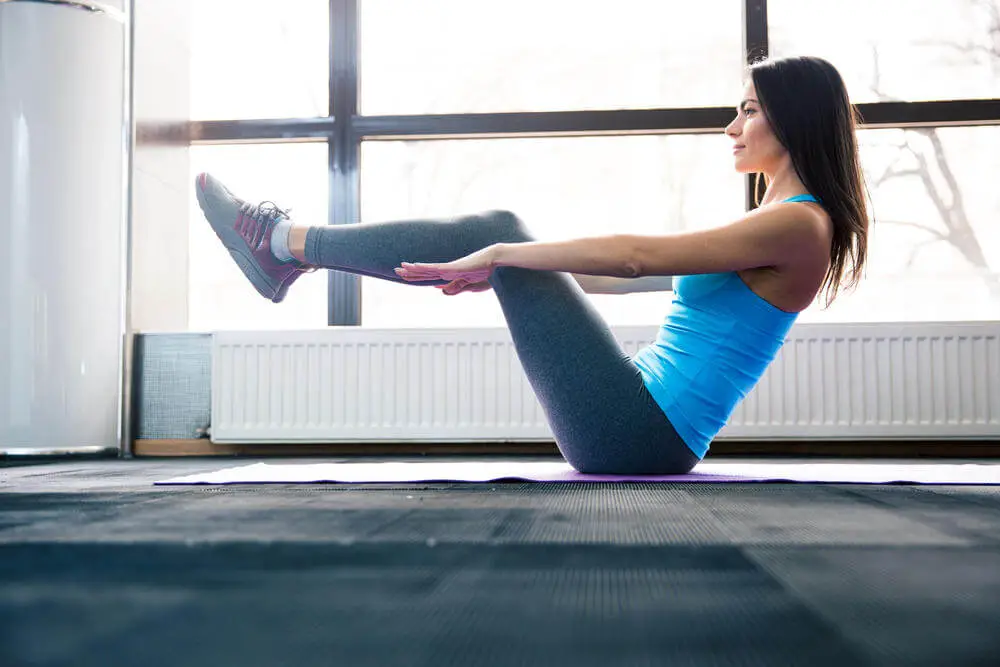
[633,194,819,459]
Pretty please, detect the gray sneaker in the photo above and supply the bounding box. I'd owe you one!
[195,173,315,303]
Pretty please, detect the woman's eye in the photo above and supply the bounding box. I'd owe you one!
[745,108,756,116]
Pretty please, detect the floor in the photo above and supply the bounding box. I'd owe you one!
[2,456,1000,667]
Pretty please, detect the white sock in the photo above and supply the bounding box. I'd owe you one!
[270,218,296,262]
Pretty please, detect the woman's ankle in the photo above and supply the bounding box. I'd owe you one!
[289,223,310,263]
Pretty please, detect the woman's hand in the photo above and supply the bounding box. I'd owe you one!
[394,245,500,285]
[434,279,493,296]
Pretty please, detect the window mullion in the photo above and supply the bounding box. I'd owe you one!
[330,0,361,326]
[743,0,768,211]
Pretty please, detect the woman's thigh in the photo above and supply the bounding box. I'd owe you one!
[488,264,698,475]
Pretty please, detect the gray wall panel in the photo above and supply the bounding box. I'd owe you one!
[134,333,210,440]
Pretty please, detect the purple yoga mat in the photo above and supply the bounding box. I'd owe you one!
[155,460,1000,485]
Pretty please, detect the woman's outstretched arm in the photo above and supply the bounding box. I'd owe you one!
[494,235,642,277]
[571,274,674,294]
[397,234,640,285]
[496,203,827,278]
[400,204,824,290]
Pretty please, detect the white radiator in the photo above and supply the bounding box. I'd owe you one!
[211,323,1000,443]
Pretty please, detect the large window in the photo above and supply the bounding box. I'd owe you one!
[190,0,329,120]
[188,0,1000,330]
[769,0,1000,103]
[359,0,742,115]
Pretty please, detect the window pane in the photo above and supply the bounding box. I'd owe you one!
[769,0,1000,103]
[359,0,742,115]
[190,0,329,120]
[189,143,329,330]
[799,126,1000,323]
[359,135,745,328]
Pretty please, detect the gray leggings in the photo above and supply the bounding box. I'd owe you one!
[303,210,700,474]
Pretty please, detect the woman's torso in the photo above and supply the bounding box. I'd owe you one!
[631,194,834,458]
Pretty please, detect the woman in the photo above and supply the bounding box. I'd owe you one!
[195,55,869,475]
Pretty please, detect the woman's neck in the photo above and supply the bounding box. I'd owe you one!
[758,160,808,206]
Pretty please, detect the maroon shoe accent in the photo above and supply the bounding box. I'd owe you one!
[194,173,316,303]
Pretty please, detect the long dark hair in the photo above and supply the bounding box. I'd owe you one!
[749,55,870,308]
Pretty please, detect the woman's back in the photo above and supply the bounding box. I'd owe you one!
[737,198,833,313]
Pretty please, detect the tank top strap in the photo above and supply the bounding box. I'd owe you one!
[781,194,820,204]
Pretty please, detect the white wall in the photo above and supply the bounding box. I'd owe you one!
[130,0,191,333]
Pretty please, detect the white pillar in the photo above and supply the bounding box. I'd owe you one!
[0,0,127,454]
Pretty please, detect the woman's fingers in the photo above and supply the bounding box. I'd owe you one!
[395,264,454,281]
[434,278,492,295]
[395,268,439,282]
[397,262,444,280]
[398,269,483,283]
[400,266,493,295]
[395,262,492,284]
[451,280,492,295]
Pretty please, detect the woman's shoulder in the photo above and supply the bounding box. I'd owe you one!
[771,196,832,246]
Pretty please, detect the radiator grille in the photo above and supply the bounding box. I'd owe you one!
[212,324,1000,442]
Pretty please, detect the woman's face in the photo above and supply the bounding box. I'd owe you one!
[725,80,786,174]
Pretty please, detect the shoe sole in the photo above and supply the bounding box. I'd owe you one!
[195,174,283,303]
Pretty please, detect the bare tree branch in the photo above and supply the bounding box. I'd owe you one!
[874,166,922,187]
[905,237,942,270]
[911,39,996,61]
[924,131,965,212]
[868,43,907,102]
[878,219,951,243]
[909,148,954,224]
[864,8,999,300]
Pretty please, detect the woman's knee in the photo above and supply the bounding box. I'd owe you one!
[477,209,535,244]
